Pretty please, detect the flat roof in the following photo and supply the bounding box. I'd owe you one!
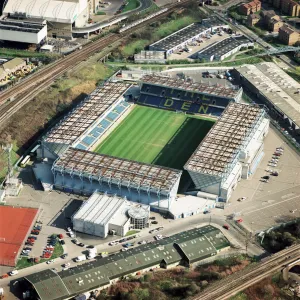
[150,18,226,52]
[44,82,131,146]
[198,35,251,58]
[0,19,45,33]
[236,62,300,128]
[184,102,264,177]
[0,206,38,266]
[53,148,182,193]
[141,74,238,99]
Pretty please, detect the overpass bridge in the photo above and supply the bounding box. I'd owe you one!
[192,244,300,300]
[72,0,152,34]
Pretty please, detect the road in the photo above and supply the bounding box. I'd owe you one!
[0,213,264,299]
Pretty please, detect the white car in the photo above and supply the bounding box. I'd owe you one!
[109,241,116,246]
[10,270,18,276]
[62,263,70,268]
[238,197,246,202]
[67,227,72,232]
[154,235,163,240]
[120,248,128,252]
[138,240,146,245]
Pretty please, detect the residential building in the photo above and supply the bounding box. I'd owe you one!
[247,14,260,26]
[239,0,261,15]
[268,18,283,32]
[278,25,299,45]
[281,0,300,17]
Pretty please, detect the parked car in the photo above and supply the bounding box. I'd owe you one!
[58,234,64,239]
[271,172,279,176]
[138,240,146,245]
[261,176,270,180]
[203,210,211,214]
[236,219,243,223]
[9,270,18,276]
[60,240,65,245]
[223,224,230,230]
[78,243,85,247]
[72,239,78,244]
[61,253,68,259]
[151,221,158,224]
[46,259,55,264]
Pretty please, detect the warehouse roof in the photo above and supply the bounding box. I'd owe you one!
[184,103,264,177]
[25,226,229,300]
[2,58,25,71]
[3,0,85,24]
[44,82,131,146]
[150,18,226,52]
[53,148,182,194]
[25,270,69,300]
[235,62,300,128]
[141,74,238,99]
[198,35,251,58]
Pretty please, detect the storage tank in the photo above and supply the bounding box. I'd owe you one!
[128,205,150,229]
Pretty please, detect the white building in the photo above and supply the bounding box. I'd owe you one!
[72,192,150,238]
[0,19,47,44]
[3,0,89,39]
[184,102,269,201]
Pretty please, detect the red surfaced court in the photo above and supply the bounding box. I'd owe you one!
[0,206,38,266]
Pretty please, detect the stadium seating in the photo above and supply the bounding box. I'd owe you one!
[107,112,119,121]
[100,119,111,129]
[82,136,96,146]
[115,105,125,114]
[76,144,87,150]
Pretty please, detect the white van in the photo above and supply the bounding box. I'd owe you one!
[10,270,19,276]
[75,255,86,262]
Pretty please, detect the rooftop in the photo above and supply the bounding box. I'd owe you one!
[0,19,45,33]
[25,225,229,300]
[184,102,264,177]
[44,82,131,146]
[141,74,238,99]
[279,25,297,35]
[198,35,251,58]
[236,62,300,128]
[53,148,182,193]
[1,58,25,71]
[150,18,225,52]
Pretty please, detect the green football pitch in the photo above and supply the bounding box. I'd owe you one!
[95,105,214,171]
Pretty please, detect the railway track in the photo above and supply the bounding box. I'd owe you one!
[192,244,300,300]
[0,0,193,126]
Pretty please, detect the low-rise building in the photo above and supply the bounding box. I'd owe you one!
[281,0,300,17]
[134,51,166,64]
[239,0,261,15]
[247,14,260,27]
[72,192,150,238]
[268,18,283,32]
[278,25,299,45]
[0,58,26,81]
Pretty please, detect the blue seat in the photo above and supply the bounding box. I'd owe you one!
[90,128,101,138]
[107,112,118,121]
[82,136,96,146]
[76,144,87,150]
[115,105,125,114]
[100,119,111,129]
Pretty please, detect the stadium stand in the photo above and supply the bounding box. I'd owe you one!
[76,144,87,150]
[100,119,111,129]
[107,111,119,121]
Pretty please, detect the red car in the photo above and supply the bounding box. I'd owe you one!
[223,224,230,230]
[58,234,63,239]
[236,219,243,223]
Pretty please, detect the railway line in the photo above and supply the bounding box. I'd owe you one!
[0,0,192,126]
[192,244,300,300]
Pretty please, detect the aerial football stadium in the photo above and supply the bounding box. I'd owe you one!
[37,73,269,212]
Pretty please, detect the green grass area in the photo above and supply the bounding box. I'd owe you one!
[126,230,140,236]
[0,143,20,183]
[95,105,214,172]
[122,40,148,56]
[0,48,59,59]
[123,0,140,13]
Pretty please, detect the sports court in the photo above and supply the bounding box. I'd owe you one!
[0,206,38,266]
[95,105,214,170]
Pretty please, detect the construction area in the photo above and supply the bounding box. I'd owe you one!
[0,206,38,266]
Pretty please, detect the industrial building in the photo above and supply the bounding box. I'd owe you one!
[3,0,89,39]
[197,35,253,61]
[138,74,243,116]
[0,18,47,44]
[149,19,229,56]
[184,102,269,201]
[22,225,230,300]
[52,148,182,210]
[73,192,150,238]
[232,62,300,132]
[134,50,166,64]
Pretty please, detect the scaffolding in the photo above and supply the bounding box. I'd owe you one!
[184,103,265,180]
[44,82,131,146]
[141,75,239,99]
[52,148,182,197]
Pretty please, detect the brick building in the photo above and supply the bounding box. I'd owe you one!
[278,25,299,45]
[239,0,261,15]
[247,14,261,26]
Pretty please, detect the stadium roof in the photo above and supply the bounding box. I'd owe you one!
[235,62,300,128]
[184,103,264,177]
[44,82,131,146]
[25,226,229,300]
[3,0,86,24]
[0,19,45,33]
[53,148,182,194]
[141,75,238,99]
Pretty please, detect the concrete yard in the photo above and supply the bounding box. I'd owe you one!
[218,126,300,233]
